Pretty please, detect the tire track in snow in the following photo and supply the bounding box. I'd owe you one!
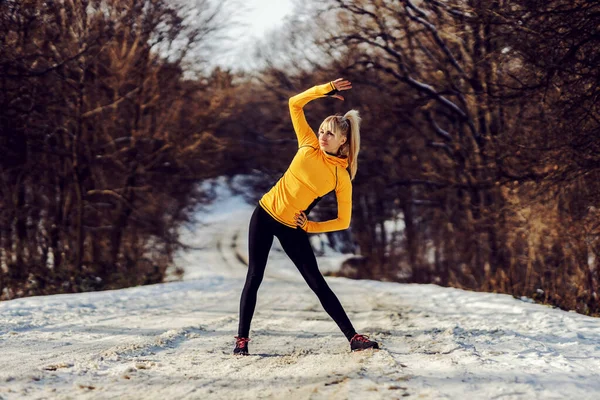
[215,225,247,272]
[95,326,208,362]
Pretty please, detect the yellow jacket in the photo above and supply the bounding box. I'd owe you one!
[259,82,352,233]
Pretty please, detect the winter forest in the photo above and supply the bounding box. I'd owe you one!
[2,0,600,319]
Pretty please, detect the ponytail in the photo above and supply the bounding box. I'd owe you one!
[343,109,361,181]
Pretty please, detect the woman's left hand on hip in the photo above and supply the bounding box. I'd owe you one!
[294,211,307,227]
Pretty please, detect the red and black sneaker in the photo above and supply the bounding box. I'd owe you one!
[350,333,379,351]
[233,336,251,355]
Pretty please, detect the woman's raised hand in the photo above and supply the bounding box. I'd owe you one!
[330,78,352,101]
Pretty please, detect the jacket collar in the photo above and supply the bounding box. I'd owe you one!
[322,149,349,169]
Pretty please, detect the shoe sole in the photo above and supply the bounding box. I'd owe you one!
[351,347,380,352]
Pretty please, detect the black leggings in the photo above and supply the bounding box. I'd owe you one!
[237,204,357,341]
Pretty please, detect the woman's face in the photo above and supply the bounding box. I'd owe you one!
[318,125,346,154]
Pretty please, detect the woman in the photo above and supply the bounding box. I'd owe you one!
[234,78,380,355]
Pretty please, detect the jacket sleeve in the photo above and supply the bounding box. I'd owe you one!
[303,170,352,233]
[289,82,339,148]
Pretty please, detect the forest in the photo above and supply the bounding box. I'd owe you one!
[1,0,599,316]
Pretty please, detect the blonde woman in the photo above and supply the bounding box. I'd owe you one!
[234,78,380,355]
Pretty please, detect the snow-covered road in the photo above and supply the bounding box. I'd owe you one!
[1,179,600,399]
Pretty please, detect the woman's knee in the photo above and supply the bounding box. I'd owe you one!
[306,274,331,294]
[246,266,265,280]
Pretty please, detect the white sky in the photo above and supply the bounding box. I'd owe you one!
[243,0,296,37]
[210,0,297,71]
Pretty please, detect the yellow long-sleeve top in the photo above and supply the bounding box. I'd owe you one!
[258,82,352,234]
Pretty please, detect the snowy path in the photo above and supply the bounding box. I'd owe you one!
[1,180,600,399]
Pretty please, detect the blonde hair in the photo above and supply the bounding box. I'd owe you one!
[318,110,361,180]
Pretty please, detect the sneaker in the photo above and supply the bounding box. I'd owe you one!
[233,336,251,355]
[350,333,379,351]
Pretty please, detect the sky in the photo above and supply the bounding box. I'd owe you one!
[242,0,296,38]
[209,0,297,71]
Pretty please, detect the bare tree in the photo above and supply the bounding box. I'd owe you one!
[0,0,234,299]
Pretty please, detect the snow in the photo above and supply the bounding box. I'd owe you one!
[1,176,600,399]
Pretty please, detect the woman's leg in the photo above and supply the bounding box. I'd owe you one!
[277,227,357,341]
[237,205,275,338]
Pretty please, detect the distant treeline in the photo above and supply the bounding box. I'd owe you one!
[2,0,599,317]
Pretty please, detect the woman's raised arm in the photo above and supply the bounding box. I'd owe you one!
[288,79,351,148]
